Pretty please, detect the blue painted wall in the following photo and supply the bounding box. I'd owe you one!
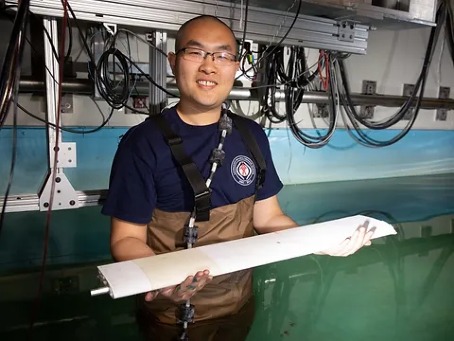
[1,127,453,194]
[268,128,454,184]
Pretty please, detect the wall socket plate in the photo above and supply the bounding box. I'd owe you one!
[436,86,450,121]
[359,80,376,119]
[402,83,415,120]
[60,94,73,114]
[314,104,329,118]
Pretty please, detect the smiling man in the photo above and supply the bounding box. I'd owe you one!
[102,15,374,340]
[168,16,239,124]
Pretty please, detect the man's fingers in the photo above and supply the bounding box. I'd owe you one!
[158,270,212,302]
[144,290,159,301]
[342,225,376,255]
[318,222,376,257]
[321,237,351,256]
[350,227,367,253]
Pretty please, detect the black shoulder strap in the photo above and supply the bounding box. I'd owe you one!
[149,114,211,221]
[228,112,267,190]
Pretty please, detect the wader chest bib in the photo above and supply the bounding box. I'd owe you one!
[141,110,266,324]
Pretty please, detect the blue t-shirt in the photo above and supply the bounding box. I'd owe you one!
[102,107,283,224]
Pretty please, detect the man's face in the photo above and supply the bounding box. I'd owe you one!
[168,19,239,112]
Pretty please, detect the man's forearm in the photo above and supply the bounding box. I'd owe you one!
[111,237,155,261]
[255,213,298,234]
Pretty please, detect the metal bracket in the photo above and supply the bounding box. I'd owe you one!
[338,21,356,42]
[39,172,79,211]
[103,23,117,36]
[436,87,450,121]
[359,80,376,119]
[55,142,77,168]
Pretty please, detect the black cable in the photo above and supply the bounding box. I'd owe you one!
[16,102,115,134]
[121,53,176,98]
[237,1,256,81]
[0,0,30,128]
[237,0,302,80]
[124,103,149,115]
[238,0,250,60]
[95,47,130,109]
[339,1,446,132]
[0,74,20,236]
[0,0,30,235]
[259,44,321,128]
[66,3,177,109]
[259,46,287,123]
[338,1,447,147]
[65,2,96,63]
[64,18,73,64]
[286,53,337,148]
[445,0,454,66]
[0,5,60,85]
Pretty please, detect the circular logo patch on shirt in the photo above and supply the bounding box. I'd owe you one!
[231,155,256,186]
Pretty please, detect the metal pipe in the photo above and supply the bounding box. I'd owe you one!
[18,78,454,110]
[19,78,93,95]
[90,287,110,296]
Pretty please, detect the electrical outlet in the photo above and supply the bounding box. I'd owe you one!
[132,96,147,109]
[60,94,73,114]
[362,80,377,95]
[402,83,415,120]
[314,104,329,118]
[360,80,376,119]
[436,86,450,121]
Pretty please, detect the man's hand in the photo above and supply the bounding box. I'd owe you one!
[318,221,376,257]
[144,270,212,302]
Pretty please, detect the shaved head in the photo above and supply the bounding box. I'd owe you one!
[175,15,238,54]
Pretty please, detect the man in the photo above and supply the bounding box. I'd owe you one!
[102,15,374,340]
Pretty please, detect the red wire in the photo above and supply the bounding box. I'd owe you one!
[317,50,330,91]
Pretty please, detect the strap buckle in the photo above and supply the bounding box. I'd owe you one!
[194,189,211,221]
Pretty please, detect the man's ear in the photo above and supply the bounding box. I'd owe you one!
[168,52,176,75]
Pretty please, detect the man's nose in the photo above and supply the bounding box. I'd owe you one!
[199,53,217,72]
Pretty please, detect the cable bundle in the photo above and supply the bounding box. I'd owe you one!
[336,0,449,147]
[0,0,30,128]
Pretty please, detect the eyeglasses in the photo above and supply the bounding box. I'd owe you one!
[176,47,237,65]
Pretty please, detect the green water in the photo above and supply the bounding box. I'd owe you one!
[0,174,453,340]
[250,220,454,340]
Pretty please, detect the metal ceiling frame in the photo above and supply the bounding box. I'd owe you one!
[5,0,370,54]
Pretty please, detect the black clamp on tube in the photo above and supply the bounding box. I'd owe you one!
[177,303,195,324]
[210,148,226,165]
[183,224,198,245]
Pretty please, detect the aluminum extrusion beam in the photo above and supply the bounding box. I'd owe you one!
[148,31,168,115]
[18,78,454,110]
[1,190,107,213]
[5,0,369,54]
